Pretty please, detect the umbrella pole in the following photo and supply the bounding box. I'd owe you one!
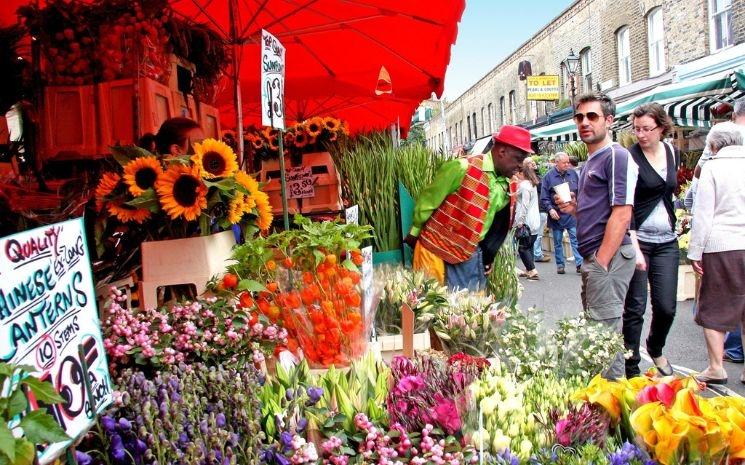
[228,0,244,168]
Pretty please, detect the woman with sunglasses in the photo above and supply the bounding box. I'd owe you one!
[622,103,679,378]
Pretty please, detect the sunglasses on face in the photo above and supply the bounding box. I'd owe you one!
[573,112,603,123]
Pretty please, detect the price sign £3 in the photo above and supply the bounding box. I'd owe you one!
[286,166,315,199]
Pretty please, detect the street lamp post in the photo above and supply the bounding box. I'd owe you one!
[565,48,580,104]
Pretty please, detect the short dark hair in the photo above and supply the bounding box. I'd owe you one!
[632,103,674,137]
[137,132,157,152]
[575,92,616,117]
[155,117,201,155]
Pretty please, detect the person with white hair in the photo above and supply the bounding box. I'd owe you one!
[688,121,745,385]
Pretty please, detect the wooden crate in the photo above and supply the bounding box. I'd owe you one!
[98,77,175,151]
[259,158,300,215]
[41,85,98,159]
[198,102,221,140]
[299,152,343,214]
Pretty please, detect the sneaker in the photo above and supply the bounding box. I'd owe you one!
[536,256,551,263]
[724,354,745,364]
[576,265,582,274]
[557,267,565,274]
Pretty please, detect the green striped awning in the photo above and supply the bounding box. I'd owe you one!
[531,69,745,142]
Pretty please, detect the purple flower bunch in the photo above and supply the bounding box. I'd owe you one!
[482,449,520,465]
[608,442,657,465]
[386,354,481,435]
[103,287,287,372]
[79,363,264,465]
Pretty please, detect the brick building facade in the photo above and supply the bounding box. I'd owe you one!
[424,0,745,151]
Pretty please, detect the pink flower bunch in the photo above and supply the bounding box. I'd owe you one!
[103,286,287,372]
[321,414,476,465]
[289,435,318,464]
[386,354,481,435]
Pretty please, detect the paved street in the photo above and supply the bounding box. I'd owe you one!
[517,256,744,397]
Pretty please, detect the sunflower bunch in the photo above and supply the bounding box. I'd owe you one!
[245,116,348,163]
[94,140,273,236]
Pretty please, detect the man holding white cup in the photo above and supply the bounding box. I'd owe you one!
[539,152,583,274]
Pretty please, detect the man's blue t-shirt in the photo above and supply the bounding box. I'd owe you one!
[576,143,639,258]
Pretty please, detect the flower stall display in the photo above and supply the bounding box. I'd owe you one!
[246,117,349,164]
[574,373,745,465]
[102,286,286,371]
[420,291,506,357]
[222,215,373,368]
[78,363,265,465]
[94,140,272,236]
[374,265,448,336]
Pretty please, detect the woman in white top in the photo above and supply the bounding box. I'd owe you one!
[515,158,541,280]
[688,121,745,385]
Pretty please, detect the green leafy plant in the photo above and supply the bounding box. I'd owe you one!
[486,233,521,309]
[563,141,589,162]
[0,363,70,465]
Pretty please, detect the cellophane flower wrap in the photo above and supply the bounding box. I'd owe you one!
[224,215,375,368]
[420,290,506,357]
[373,265,448,335]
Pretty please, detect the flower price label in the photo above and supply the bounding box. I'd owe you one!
[261,29,285,129]
[0,218,113,463]
[345,205,359,225]
[287,166,315,199]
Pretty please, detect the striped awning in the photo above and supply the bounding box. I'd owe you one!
[531,69,745,142]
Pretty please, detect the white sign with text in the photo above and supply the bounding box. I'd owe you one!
[0,218,113,463]
[261,29,286,129]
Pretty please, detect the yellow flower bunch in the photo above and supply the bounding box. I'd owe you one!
[574,373,745,465]
[94,141,272,233]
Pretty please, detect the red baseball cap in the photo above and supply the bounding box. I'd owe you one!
[493,125,534,153]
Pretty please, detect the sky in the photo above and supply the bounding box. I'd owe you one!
[443,0,576,100]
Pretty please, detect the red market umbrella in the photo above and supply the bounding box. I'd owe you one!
[2,0,464,134]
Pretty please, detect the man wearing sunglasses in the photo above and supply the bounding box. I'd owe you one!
[557,92,639,380]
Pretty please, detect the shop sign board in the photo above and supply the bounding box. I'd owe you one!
[261,29,286,129]
[0,218,113,463]
[527,75,561,101]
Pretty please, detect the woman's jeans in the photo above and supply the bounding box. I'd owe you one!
[622,239,679,377]
[518,234,537,272]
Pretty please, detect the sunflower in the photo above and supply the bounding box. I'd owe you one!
[191,139,239,179]
[294,130,308,148]
[227,194,246,224]
[95,172,121,211]
[323,117,340,132]
[156,165,208,221]
[305,117,322,137]
[253,190,273,231]
[123,156,163,196]
[267,136,279,152]
[250,136,264,151]
[107,202,151,223]
[235,170,260,194]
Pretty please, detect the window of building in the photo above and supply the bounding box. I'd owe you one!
[710,0,733,51]
[499,97,506,126]
[580,47,592,92]
[508,91,516,124]
[617,26,632,86]
[472,112,477,139]
[466,115,471,141]
[648,8,666,76]
[480,107,486,136]
[487,103,493,133]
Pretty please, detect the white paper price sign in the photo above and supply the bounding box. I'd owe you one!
[345,205,359,225]
[287,166,315,199]
[0,218,113,463]
[261,29,285,129]
[361,246,374,319]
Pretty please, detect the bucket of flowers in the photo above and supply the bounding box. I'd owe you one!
[419,291,506,357]
[221,215,374,369]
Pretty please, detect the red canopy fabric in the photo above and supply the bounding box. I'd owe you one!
[2,0,465,133]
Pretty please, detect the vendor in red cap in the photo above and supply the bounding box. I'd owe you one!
[404,125,533,290]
